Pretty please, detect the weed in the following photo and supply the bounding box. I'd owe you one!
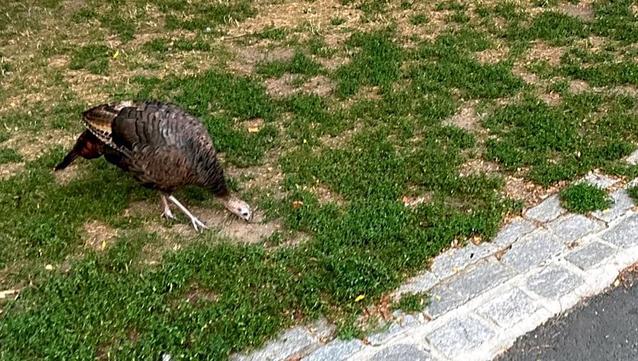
[560,183,611,213]
[393,292,429,313]
[410,14,429,26]
[627,185,638,203]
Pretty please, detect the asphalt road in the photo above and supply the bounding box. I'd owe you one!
[497,267,638,361]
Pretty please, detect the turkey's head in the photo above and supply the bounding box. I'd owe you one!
[222,195,253,222]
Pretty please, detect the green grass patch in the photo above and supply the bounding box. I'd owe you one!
[0,148,22,165]
[627,184,638,203]
[5,4,638,360]
[410,13,429,25]
[559,47,638,86]
[559,183,611,213]
[393,292,429,313]
[307,37,336,58]
[484,94,638,185]
[592,0,638,43]
[256,51,324,78]
[335,29,403,97]
[410,29,522,99]
[69,44,110,75]
[528,11,587,43]
[164,0,255,32]
[254,26,288,41]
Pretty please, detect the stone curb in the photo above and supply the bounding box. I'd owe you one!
[231,172,638,361]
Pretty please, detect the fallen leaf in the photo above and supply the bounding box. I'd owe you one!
[0,289,19,299]
[292,200,304,209]
[354,294,365,302]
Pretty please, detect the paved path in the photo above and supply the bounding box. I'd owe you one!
[497,266,638,361]
[231,172,638,361]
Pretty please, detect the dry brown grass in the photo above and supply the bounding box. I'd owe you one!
[475,43,510,65]
[557,1,595,22]
[527,42,566,67]
[443,101,482,132]
[229,0,362,38]
[0,163,25,181]
[83,220,119,251]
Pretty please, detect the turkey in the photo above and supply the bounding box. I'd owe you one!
[55,100,252,231]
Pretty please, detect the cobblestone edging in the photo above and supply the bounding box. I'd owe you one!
[231,172,638,361]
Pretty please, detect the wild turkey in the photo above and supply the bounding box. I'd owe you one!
[55,100,252,231]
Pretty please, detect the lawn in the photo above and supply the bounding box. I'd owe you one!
[1,0,638,359]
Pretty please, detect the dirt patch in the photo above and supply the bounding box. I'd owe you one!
[401,192,433,208]
[225,155,285,196]
[264,73,334,98]
[227,45,295,75]
[316,56,350,71]
[264,73,300,98]
[610,85,638,97]
[475,44,510,65]
[183,284,218,305]
[302,75,334,97]
[4,130,75,162]
[197,207,281,243]
[458,159,500,177]
[312,184,345,206]
[136,200,282,245]
[527,42,565,67]
[48,55,69,69]
[512,63,540,85]
[62,0,86,13]
[0,162,24,180]
[53,164,82,185]
[242,117,265,133]
[65,71,111,105]
[443,102,481,131]
[577,36,607,52]
[569,80,590,94]
[504,176,566,207]
[539,91,561,106]
[83,220,119,251]
[319,125,360,149]
[558,1,594,22]
[225,0,362,41]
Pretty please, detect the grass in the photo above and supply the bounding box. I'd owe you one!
[0,148,21,164]
[559,183,612,213]
[627,185,638,203]
[1,0,638,359]
[69,44,111,75]
[393,292,429,313]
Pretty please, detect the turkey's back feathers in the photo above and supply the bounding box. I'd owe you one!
[78,101,227,195]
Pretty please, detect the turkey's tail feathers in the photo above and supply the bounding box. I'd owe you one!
[82,104,117,143]
[82,103,132,156]
[54,130,105,170]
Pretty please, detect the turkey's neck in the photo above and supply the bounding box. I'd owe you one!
[194,147,228,196]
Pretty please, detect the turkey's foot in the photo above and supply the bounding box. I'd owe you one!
[161,195,176,220]
[167,195,209,232]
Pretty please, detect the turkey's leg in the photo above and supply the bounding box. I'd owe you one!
[161,194,176,220]
[167,195,208,232]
